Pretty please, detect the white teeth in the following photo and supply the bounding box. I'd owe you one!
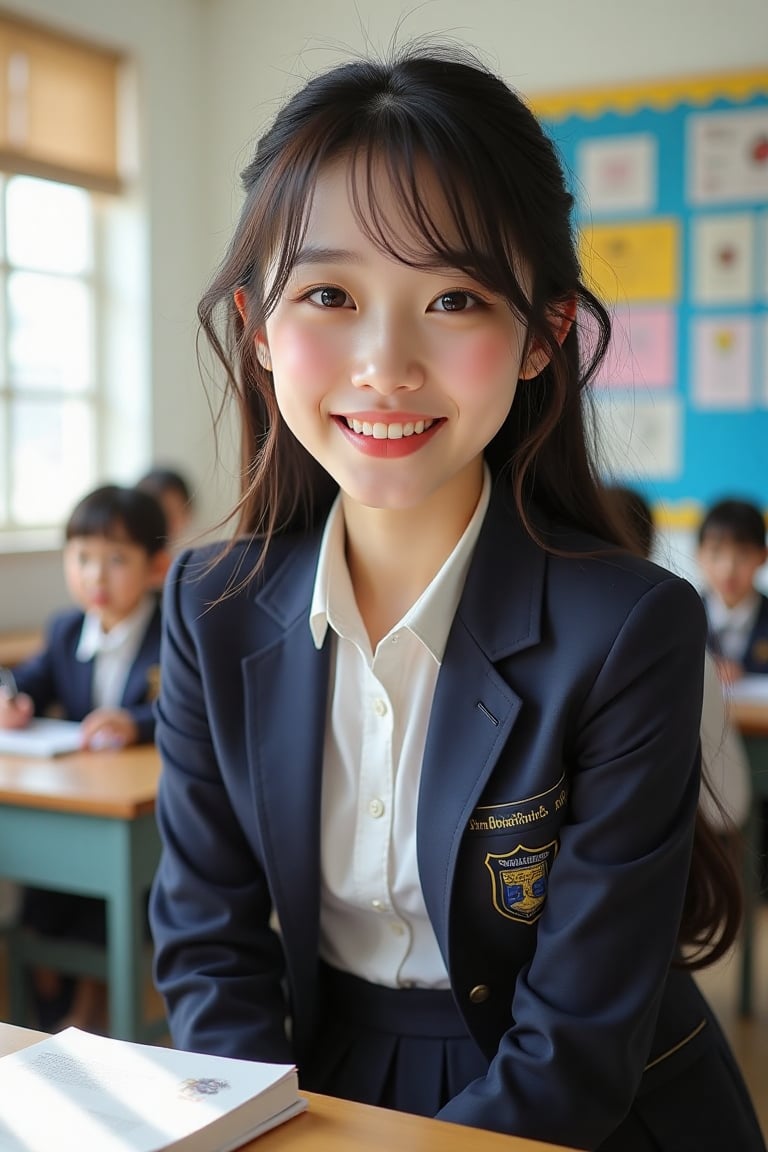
[345,417,434,439]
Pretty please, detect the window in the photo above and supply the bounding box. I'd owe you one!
[0,14,139,550]
[0,173,101,532]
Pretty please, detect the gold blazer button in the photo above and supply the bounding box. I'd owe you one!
[469,984,490,1004]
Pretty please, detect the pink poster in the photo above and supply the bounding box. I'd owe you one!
[587,306,676,389]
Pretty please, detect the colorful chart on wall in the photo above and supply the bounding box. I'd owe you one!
[535,71,768,527]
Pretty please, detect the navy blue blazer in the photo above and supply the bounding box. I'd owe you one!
[151,488,715,1148]
[705,591,768,675]
[14,603,162,743]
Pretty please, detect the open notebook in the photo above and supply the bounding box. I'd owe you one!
[730,675,768,704]
[0,1027,307,1151]
[0,717,83,757]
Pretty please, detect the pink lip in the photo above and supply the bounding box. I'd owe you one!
[333,415,444,458]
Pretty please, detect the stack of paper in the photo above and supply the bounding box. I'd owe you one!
[0,1027,307,1151]
[0,717,83,757]
[729,676,768,704]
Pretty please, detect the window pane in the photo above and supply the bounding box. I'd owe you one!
[8,271,92,390]
[6,176,93,274]
[11,398,94,526]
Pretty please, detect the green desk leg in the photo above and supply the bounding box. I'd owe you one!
[106,815,159,1041]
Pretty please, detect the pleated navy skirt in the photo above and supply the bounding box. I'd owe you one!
[299,963,767,1152]
[300,963,488,1116]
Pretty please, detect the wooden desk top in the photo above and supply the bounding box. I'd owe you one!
[0,743,160,819]
[0,1023,575,1152]
[730,697,768,738]
[0,628,43,669]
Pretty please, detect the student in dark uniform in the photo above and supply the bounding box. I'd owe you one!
[0,483,168,1031]
[137,466,195,550]
[696,497,768,682]
[149,48,766,1151]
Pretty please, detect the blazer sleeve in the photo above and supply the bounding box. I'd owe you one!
[149,551,293,1062]
[11,615,65,715]
[438,575,708,1148]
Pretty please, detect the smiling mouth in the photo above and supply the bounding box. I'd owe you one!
[342,417,437,440]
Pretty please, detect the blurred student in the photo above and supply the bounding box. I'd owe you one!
[0,484,167,747]
[696,498,768,684]
[604,485,751,833]
[137,466,195,548]
[0,483,168,1031]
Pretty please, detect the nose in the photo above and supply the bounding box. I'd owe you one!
[85,558,108,584]
[350,313,425,394]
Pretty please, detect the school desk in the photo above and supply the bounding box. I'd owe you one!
[0,1022,579,1152]
[0,627,43,668]
[730,695,768,1016]
[0,744,161,1040]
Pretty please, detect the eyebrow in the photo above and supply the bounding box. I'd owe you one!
[292,245,363,267]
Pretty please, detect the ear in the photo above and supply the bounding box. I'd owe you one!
[233,288,271,371]
[233,287,248,321]
[519,295,577,381]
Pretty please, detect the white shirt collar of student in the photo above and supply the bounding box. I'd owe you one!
[706,588,761,636]
[76,594,157,663]
[309,465,492,663]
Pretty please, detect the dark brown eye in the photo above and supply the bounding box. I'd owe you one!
[432,290,481,312]
[319,287,347,307]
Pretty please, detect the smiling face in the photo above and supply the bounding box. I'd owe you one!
[257,157,547,524]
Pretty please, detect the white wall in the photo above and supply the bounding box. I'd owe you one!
[201,0,768,246]
[1,0,766,629]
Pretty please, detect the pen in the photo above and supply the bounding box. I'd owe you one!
[0,666,19,700]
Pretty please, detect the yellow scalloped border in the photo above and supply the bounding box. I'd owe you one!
[653,502,768,532]
[531,69,768,121]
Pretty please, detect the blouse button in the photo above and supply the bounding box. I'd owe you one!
[372,697,388,717]
[368,797,385,818]
[469,984,490,1004]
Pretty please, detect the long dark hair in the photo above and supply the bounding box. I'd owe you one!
[197,45,739,966]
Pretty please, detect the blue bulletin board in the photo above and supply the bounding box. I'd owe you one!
[535,71,768,528]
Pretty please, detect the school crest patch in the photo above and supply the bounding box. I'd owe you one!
[750,638,768,668]
[485,842,557,924]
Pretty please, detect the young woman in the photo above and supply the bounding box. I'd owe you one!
[149,48,765,1151]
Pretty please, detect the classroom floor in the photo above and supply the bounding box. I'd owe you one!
[0,915,766,1139]
[694,902,768,1138]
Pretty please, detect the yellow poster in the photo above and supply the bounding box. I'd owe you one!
[579,219,679,304]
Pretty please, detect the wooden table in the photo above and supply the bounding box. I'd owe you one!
[0,628,43,668]
[0,744,161,1040]
[730,695,768,1016]
[0,1022,577,1151]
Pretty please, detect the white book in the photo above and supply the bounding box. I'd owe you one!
[0,1027,307,1152]
[0,717,83,757]
[729,675,768,704]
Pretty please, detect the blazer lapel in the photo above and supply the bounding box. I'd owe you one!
[241,536,329,1044]
[417,489,546,954]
